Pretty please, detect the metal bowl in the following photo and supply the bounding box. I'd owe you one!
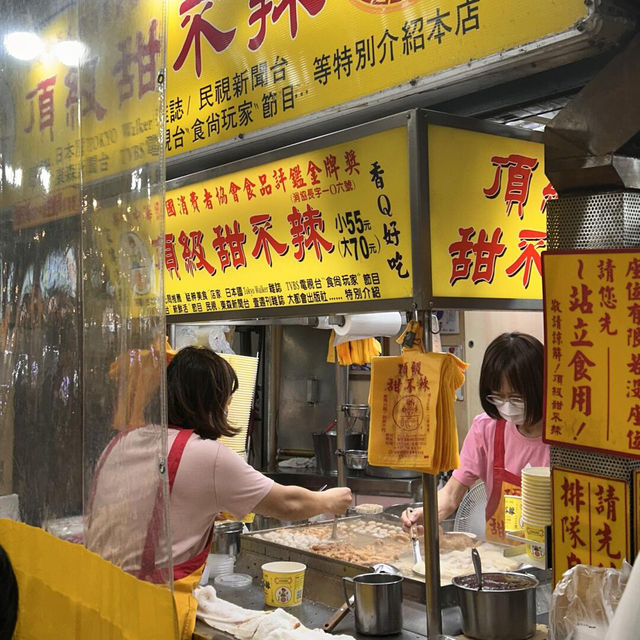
[342,404,370,419]
[344,449,368,470]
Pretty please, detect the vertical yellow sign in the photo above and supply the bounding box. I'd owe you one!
[552,468,628,584]
[543,250,640,458]
[429,125,555,301]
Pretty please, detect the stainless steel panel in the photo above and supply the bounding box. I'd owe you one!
[277,325,337,452]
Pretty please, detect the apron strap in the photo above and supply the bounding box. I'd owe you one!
[485,419,521,520]
[137,428,194,583]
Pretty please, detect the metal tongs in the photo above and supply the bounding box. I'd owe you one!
[407,507,422,566]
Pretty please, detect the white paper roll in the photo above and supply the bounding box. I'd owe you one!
[333,312,402,339]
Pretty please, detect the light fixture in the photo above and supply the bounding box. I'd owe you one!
[53,39,87,66]
[3,31,44,61]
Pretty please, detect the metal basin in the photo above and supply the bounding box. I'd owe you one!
[452,571,538,640]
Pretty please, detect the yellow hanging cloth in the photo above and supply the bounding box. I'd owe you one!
[367,321,467,474]
[0,519,177,640]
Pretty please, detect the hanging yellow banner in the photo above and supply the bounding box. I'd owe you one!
[429,125,555,301]
[165,0,587,155]
[3,1,162,228]
[552,468,629,584]
[164,126,413,315]
[543,249,640,458]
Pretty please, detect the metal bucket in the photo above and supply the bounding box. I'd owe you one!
[452,571,538,640]
[342,572,403,636]
[312,432,362,475]
[212,521,244,556]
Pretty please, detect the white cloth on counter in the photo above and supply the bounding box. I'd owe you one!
[195,586,355,640]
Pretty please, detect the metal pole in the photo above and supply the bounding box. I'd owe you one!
[265,325,282,472]
[335,361,349,488]
[417,310,447,640]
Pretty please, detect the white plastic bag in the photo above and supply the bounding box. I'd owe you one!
[549,562,630,640]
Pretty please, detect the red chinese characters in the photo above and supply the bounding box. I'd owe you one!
[483,154,539,219]
[250,213,289,266]
[288,204,334,262]
[504,229,546,289]
[448,227,506,286]
[179,229,216,275]
[173,0,236,78]
[212,221,247,272]
[24,75,57,141]
[113,18,161,106]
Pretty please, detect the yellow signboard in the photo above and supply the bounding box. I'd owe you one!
[635,471,640,557]
[2,2,162,228]
[429,125,555,301]
[164,126,413,315]
[543,250,640,458]
[552,468,628,584]
[166,0,587,155]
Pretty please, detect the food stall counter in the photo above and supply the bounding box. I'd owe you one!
[192,581,549,639]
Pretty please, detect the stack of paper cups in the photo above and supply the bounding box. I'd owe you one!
[521,466,551,561]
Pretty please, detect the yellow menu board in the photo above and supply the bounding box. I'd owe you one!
[635,470,640,557]
[3,1,161,228]
[166,0,587,154]
[164,126,413,316]
[543,250,640,458]
[429,125,555,302]
[552,468,629,584]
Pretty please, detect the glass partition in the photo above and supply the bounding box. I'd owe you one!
[0,0,169,584]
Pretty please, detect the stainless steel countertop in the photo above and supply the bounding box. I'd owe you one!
[193,581,443,640]
[264,469,423,500]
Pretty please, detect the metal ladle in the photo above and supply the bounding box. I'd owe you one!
[471,547,483,590]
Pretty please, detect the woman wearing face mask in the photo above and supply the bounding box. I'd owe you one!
[401,332,548,542]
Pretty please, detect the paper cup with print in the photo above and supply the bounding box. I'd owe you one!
[524,523,546,561]
[262,561,306,607]
[504,495,523,531]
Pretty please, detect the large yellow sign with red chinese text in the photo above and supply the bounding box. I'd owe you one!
[2,2,162,229]
[165,0,587,155]
[429,125,554,301]
[163,127,413,316]
[543,250,640,458]
[552,468,629,584]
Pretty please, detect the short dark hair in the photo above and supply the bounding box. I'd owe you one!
[0,545,18,640]
[479,332,544,426]
[167,346,239,440]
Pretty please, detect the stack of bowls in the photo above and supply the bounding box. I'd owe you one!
[521,466,551,561]
[199,553,235,585]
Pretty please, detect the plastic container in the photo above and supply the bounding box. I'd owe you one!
[214,573,252,589]
[205,553,235,581]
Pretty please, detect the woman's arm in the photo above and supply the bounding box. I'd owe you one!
[254,484,352,521]
[400,477,470,532]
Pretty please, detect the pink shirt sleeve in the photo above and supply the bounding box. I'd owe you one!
[213,442,275,521]
[452,414,492,488]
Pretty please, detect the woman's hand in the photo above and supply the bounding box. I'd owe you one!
[322,487,353,515]
[401,506,424,534]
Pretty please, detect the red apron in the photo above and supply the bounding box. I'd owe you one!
[484,419,521,542]
[90,428,213,639]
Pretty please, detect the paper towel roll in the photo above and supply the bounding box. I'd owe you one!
[333,312,402,339]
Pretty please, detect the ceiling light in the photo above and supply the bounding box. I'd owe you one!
[53,39,87,66]
[4,31,44,61]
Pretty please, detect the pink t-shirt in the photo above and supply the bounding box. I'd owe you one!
[86,427,274,571]
[452,413,550,501]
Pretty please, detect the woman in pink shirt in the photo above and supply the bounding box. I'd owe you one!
[402,332,549,541]
[87,346,352,640]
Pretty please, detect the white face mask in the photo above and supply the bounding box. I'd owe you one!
[497,402,527,426]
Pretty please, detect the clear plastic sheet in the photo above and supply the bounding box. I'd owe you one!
[0,0,170,586]
[549,562,631,640]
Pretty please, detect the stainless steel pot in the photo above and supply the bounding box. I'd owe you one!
[212,521,243,556]
[344,449,367,470]
[312,432,362,475]
[452,571,538,640]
